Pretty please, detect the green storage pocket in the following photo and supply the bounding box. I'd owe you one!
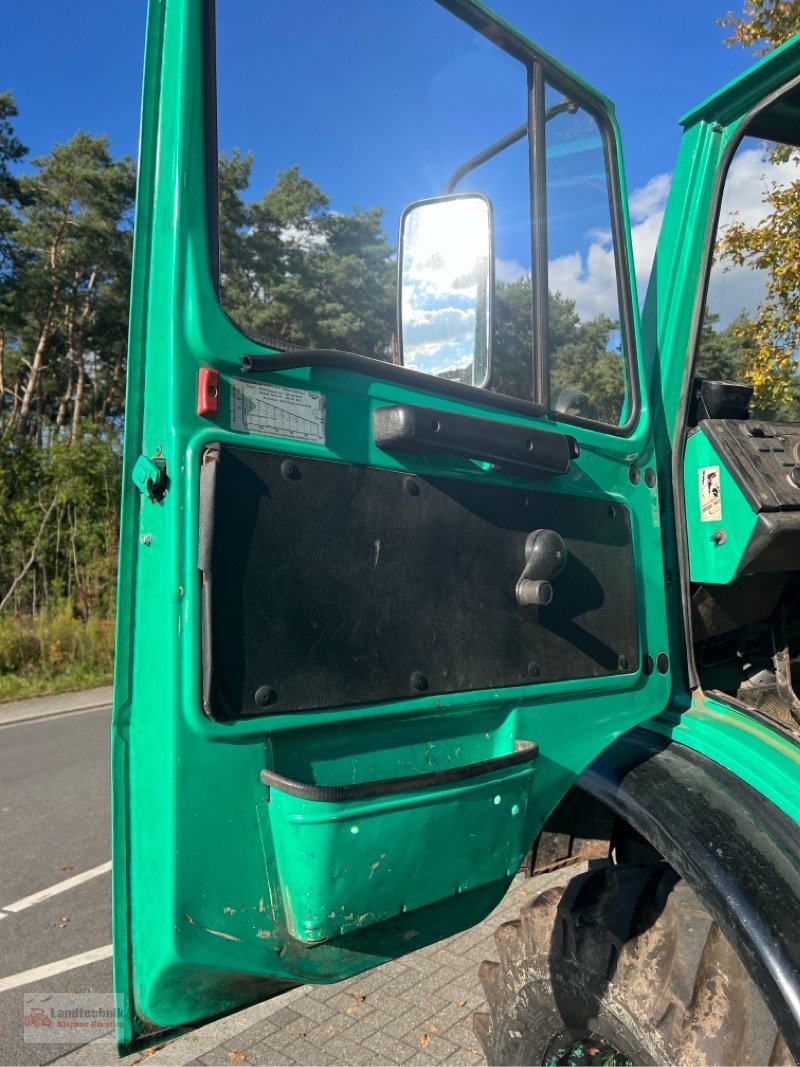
[259,740,538,943]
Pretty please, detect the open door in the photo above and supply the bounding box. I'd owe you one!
[112,0,672,1051]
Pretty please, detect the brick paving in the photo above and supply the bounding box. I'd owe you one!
[54,867,580,1067]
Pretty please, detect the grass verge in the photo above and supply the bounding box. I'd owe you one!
[0,610,114,703]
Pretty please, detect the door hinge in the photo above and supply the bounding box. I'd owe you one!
[132,454,168,502]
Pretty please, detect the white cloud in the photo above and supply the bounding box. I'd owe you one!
[546,172,671,321]
[496,257,527,283]
[707,146,798,326]
[629,173,671,224]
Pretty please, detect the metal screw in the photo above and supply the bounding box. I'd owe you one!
[411,671,428,692]
[528,662,540,678]
[404,477,420,497]
[618,655,629,671]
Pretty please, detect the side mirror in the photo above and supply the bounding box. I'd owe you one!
[398,193,493,388]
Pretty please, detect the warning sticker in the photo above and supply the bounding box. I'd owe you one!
[699,465,722,522]
[230,378,326,444]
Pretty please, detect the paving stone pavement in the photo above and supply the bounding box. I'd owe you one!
[55,866,580,1067]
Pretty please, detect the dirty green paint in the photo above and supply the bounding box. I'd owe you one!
[647,692,800,829]
[113,0,800,1055]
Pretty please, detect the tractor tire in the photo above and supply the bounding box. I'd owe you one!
[474,862,792,1066]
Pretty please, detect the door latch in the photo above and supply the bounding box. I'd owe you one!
[132,454,168,502]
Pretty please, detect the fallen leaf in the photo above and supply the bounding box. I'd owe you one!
[139,1043,168,1059]
[226,1052,247,1063]
[458,1000,468,1008]
[324,1025,336,1036]
[345,993,366,1014]
[291,1031,306,1039]
[420,1034,430,1048]
[430,1024,440,1033]
[61,865,74,872]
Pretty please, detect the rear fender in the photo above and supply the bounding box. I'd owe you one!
[579,703,800,1056]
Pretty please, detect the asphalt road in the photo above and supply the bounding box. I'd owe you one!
[0,705,112,1066]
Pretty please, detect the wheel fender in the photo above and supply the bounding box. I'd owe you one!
[579,724,800,1058]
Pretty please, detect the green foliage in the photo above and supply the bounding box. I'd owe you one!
[492,277,623,421]
[219,156,396,358]
[0,606,114,700]
[719,0,800,53]
[696,309,753,381]
[713,0,800,416]
[2,131,135,441]
[0,429,122,620]
[0,91,26,279]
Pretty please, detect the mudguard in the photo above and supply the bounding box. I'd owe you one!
[580,707,800,1057]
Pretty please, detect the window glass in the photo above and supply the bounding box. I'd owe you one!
[214,2,633,426]
[545,83,627,424]
[698,131,800,421]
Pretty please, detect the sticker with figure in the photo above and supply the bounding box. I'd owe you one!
[699,465,722,522]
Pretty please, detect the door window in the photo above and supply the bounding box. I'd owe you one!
[213,0,637,429]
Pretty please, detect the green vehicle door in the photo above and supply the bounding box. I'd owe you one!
[112,0,671,1051]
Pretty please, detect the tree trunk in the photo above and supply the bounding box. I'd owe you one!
[17,283,60,436]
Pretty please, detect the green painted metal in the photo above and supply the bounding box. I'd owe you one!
[646,694,800,829]
[112,0,800,1055]
[262,751,537,944]
[683,428,757,584]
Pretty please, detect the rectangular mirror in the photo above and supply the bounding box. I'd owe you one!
[398,193,493,387]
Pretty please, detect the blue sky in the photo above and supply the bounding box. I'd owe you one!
[4,0,758,315]
[4,1,753,186]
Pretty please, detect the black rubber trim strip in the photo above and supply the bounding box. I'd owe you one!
[260,740,538,801]
[241,351,547,421]
[580,727,800,1057]
[373,404,578,479]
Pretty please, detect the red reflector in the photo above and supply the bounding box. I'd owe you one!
[197,368,220,416]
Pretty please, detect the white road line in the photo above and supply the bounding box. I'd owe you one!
[1,861,111,915]
[0,944,113,993]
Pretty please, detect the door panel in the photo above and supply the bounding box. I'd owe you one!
[112,0,671,1051]
[202,443,638,718]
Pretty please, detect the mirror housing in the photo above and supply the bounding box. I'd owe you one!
[398,193,493,388]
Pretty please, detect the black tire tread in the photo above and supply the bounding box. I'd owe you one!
[475,863,788,1066]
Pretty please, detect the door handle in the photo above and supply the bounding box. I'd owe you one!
[516,529,567,606]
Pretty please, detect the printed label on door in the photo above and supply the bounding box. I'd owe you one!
[230,378,326,443]
[699,465,722,522]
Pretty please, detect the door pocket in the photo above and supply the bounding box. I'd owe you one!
[259,741,538,943]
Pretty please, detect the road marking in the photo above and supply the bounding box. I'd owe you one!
[0,945,113,993]
[1,861,111,916]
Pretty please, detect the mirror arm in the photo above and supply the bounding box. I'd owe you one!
[443,123,527,195]
[443,100,578,195]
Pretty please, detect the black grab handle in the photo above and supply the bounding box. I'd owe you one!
[260,740,538,802]
[373,404,578,480]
